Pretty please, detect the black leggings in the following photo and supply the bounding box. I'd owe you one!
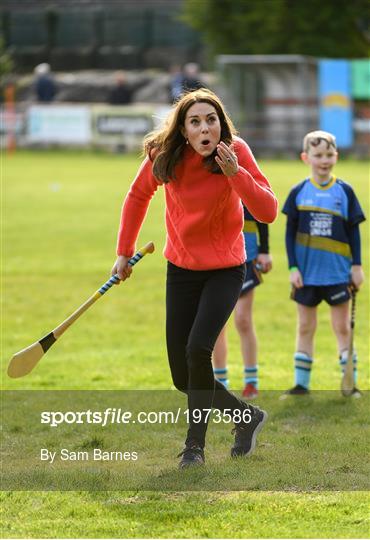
[166,261,249,447]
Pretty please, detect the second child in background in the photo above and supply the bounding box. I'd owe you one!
[213,207,272,398]
[282,130,365,397]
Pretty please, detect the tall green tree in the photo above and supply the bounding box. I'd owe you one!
[183,0,369,57]
[0,36,13,78]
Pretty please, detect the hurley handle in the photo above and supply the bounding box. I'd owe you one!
[98,241,155,295]
[350,287,357,330]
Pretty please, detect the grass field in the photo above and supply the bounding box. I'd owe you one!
[2,150,369,538]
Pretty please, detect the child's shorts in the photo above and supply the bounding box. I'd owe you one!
[291,283,351,307]
[240,260,262,297]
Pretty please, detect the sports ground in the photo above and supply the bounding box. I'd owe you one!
[2,150,369,538]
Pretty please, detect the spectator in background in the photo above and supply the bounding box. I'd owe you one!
[169,64,184,103]
[182,62,204,93]
[34,63,57,103]
[108,71,132,105]
[168,63,205,104]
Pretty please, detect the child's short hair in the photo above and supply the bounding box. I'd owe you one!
[303,130,337,153]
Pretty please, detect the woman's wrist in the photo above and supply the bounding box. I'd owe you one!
[226,165,240,178]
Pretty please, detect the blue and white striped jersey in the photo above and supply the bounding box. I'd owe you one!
[282,176,365,285]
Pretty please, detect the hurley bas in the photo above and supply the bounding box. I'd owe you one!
[40,448,138,463]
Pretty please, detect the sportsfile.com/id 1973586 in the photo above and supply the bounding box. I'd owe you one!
[40,407,253,427]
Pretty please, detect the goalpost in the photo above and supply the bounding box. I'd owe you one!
[217,55,318,156]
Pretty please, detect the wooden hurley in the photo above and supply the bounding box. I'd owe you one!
[7,242,155,378]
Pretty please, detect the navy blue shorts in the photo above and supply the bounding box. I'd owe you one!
[240,260,262,297]
[291,283,351,307]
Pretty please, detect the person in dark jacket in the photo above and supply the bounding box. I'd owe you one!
[108,71,132,105]
[34,63,57,103]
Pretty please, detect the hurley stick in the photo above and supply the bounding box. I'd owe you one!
[341,288,357,397]
[7,242,155,378]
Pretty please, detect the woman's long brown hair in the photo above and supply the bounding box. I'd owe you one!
[144,88,237,183]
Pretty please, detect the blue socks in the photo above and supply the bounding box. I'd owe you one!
[294,352,313,389]
[213,367,229,388]
[244,366,258,389]
[214,366,259,390]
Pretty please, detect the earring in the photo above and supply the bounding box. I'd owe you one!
[186,139,189,145]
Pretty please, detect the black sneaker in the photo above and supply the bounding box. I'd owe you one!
[280,384,309,399]
[177,442,205,469]
[231,406,268,458]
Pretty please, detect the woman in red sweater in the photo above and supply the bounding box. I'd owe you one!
[112,89,278,468]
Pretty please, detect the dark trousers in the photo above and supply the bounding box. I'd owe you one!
[166,261,249,447]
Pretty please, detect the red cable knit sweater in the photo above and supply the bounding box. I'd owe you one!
[117,136,278,270]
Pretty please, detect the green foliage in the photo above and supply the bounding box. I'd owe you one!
[0,35,13,77]
[183,0,369,57]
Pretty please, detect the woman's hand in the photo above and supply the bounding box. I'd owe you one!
[215,142,239,176]
[111,255,133,283]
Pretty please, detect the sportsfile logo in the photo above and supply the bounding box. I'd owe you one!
[41,408,175,427]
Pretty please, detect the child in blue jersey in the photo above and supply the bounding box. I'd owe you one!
[282,130,365,396]
[213,205,272,399]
